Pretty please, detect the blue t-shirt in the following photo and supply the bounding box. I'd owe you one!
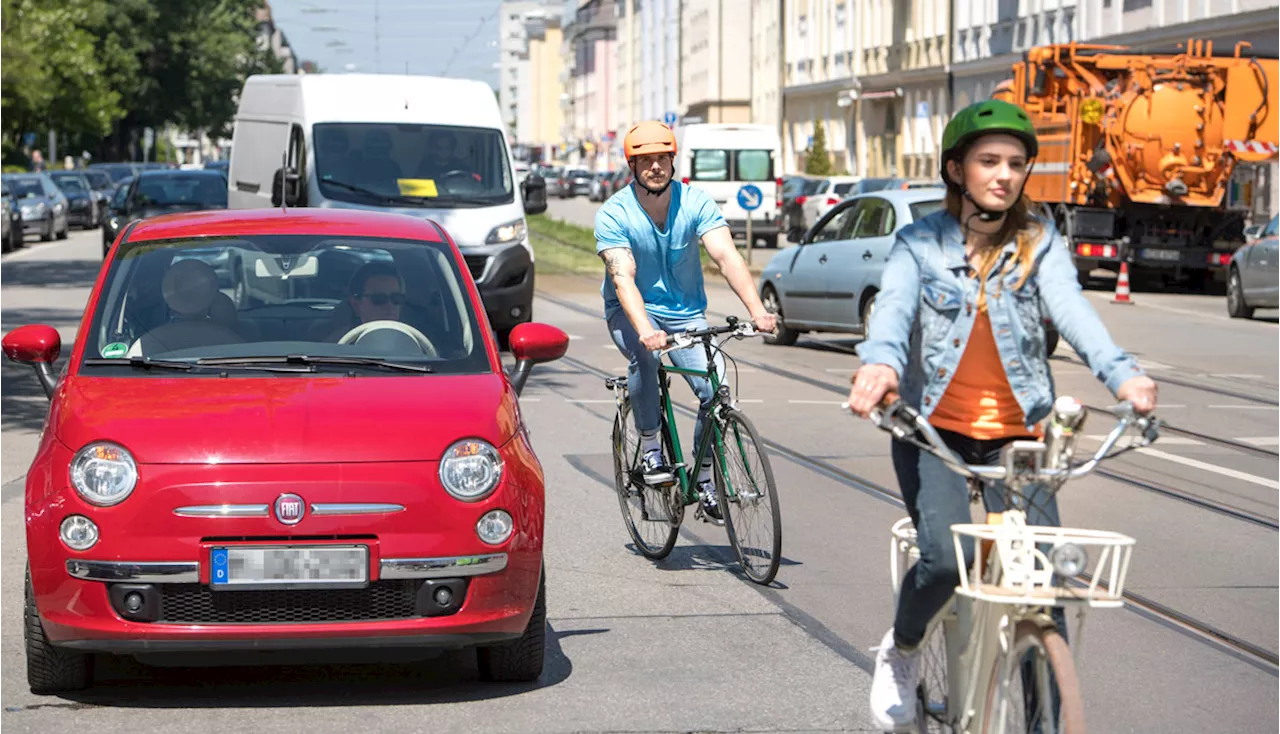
[594,182,728,320]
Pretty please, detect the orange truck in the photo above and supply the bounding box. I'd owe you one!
[994,40,1279,288]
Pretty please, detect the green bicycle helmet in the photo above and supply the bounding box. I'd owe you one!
[940,100,1039,220]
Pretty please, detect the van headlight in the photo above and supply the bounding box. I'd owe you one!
[439,439,503,501]
[69,442,138,506]
[485,218,527,245]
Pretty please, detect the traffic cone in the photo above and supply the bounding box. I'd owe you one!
[1112,262,1133,305]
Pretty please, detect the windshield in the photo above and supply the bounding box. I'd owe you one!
[8,179,45,198]
[83,234,489,376]
[51,175,88,193]
[314,122,513,208]
[132,175,228,208]
[84,171,114,190]
[909,200,945,222]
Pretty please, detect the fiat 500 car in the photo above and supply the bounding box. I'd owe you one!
[3,208,569,694]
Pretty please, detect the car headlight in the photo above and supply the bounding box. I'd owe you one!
[69,442,138,506]
[485,218,527,245]
[439,439,503,501]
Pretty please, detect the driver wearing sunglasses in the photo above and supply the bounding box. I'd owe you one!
[316,261,408,342]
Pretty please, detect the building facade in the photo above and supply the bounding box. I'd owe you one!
[781,0,859,174]
[561,0,618,169]
[613,0,682,141]
[680,0,752,123]
[750,0,785,130]
[499,1,543,144]
[520,8,567,159]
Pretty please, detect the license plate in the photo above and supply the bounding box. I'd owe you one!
[210,545,368,589]
[1142,248,1182,262]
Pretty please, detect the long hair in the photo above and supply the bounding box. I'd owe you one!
[944,188,1044,300]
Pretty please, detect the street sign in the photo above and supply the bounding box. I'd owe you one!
[737,184,763,266]
[663,111,677,127]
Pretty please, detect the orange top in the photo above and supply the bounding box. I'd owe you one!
[930,305,1042,441]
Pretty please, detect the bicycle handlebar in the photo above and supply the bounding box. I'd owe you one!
[658,315,761,357]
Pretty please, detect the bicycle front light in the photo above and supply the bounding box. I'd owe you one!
[439,439,504,501]
[69,442,138,506]
[1050,543,1088,578]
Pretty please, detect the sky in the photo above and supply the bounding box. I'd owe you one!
[267,0,505,87]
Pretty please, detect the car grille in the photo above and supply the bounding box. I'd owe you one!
[464,255,488,282]
[158,581,421,624]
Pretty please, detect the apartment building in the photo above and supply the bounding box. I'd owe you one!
[560,0,618,169]
[950,0,1077,116]
[781,1,859,174]
[751,0,785,131]
[614,0,682,140]
[680,0,752,123]
[499,2,542,143]
[520,8,567,160]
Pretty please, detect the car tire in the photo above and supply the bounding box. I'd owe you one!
[41,220,53,242]
[56,217,68,240]
[25,567,94,694]
[477,569,546,683]
[761,285,799,347]
[1227,266,1254,319]
[860,292,878,336]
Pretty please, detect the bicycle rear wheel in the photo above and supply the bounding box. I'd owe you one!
[613,399,680,559]
[980,620,1084,734]
[714,408,782,585]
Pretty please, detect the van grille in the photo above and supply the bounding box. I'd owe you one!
[464,255,488,282]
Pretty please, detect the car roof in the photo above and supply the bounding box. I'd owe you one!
[851,188,947,205]
[124,208,449,244]
[135,169,224,178]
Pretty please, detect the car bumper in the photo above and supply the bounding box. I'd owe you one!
[462,242,535,331]
[21,214,49,232]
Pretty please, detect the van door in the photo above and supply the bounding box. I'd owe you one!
[229,119,290,209]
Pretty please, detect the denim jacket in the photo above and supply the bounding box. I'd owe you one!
[856,210,1144,430]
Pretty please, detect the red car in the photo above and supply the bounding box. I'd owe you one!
[3,208,569,693]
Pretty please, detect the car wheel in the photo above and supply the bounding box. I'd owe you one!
[25,566,93,694]
[41,220,53,242]
[860,292,878,336]
[761,285,799,346]
[1227,267,1254,319]
[56,217,68,240]
[477,569,546,683]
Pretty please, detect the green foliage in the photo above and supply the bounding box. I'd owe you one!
[805,120,833,176]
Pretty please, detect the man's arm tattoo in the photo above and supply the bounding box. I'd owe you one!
[600,247,635,277]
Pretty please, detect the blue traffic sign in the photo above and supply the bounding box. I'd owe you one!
[662,111,678,127]
[736,184,763,211]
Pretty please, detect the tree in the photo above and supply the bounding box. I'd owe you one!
[805,119,833,176]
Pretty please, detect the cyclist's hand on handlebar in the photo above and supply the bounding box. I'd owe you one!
[750,310,777,334]
[1116,375,1158,415]
[847,364,899,418]
[640,329,669,352]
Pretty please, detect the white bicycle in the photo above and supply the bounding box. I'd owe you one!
[871,395,1160,734]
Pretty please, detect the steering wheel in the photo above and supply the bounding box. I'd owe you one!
[338,320,437,358]
[439,169,482,189]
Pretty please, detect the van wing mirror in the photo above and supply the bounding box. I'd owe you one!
[271,167,302,207]
[522,174,547,215]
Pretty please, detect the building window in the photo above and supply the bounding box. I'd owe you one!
[797,14,807,36]
[835,3,846,28]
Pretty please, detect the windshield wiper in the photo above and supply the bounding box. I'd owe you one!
[320,179,425,206]
[198,354,433,373]
[84,356,314,373]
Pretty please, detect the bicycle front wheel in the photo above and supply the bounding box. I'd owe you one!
[980,620,1085,734]
[714,408,782,585]
[917,614,951,733]
[613,399,680,559]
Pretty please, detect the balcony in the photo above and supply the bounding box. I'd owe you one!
[953,7,1076,64]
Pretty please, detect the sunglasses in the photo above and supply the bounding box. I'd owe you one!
[359,291,406,306]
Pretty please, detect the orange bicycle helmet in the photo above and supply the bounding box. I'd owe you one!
[623,121,677,161]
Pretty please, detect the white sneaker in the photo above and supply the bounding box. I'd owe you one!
[869,627,919,732]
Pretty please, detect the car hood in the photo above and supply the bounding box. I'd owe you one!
[320,198,523,250]
[53,373,519,464]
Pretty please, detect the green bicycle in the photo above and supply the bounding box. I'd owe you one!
[605,316,783,585]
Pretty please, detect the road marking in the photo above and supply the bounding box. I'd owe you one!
[788,399,847,405]
[825,368,856,373]
[1137,360,1174,371]
[1211,373,1263,379]
[1209,404,1279,410]
[735,399,764,404]
[568,334,584,340]
[566,398,615,404]
[1237,436,1280,447]
[1137,447,1280,490]
[520,397,542,402]
[1086,435,1204,446]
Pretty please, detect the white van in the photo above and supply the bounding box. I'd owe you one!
[227,73,542,341]
[674,123,783,248]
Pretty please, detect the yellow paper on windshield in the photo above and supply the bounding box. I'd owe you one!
[397,178,438,197]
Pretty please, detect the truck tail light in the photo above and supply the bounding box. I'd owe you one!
[795,195,808,206]
[1076,243,1117,259]
[1207,253,1232,266]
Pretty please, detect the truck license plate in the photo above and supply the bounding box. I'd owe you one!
[211,545,368,589]
[1142,248,1182,262]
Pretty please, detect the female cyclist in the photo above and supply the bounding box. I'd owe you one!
[845,99,1158,731]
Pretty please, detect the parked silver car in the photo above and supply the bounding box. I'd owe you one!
[1228,213,1279,318]
[1,173,69,242]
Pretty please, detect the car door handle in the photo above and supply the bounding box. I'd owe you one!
[862,250,873,260]
[819,254,828,264]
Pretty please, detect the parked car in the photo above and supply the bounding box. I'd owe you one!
[88,162,141,185]
[797,175,862,239]
[2,180,22,252]
[48,171,101,229]
[1228,212,1279,318]
[102,169,228,257]
[1,173,69,242]
[82,168,116,224]
[587,171,615,201]
[2,206,570,694]
[762,188,1060,354]
[202,160,230,174]
[675,123,784,248]
[558,168,592,198]
[539,166,565,197]
[606,167,633,199]
[780,175,821,241]
[101,176,134,253]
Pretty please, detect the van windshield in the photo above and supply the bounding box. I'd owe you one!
[314,123,514,209]
[690,149,774,182]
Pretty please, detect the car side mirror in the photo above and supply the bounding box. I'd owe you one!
[522,174,547,215]
[507,322,569,396]
[2,324,62,399]
[272,167,302,207]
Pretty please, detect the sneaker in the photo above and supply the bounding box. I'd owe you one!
[641,449,674,486]
[869,627,920,732]
[698,479,723,524]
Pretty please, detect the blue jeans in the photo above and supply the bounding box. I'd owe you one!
[607,309,725,469]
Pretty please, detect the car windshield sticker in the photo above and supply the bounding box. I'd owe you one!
[396,178,438,197]
[100,342,128,358]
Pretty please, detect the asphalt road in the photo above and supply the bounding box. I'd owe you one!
[2,219,1277,733]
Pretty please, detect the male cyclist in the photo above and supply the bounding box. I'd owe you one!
[595,120,776,523]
